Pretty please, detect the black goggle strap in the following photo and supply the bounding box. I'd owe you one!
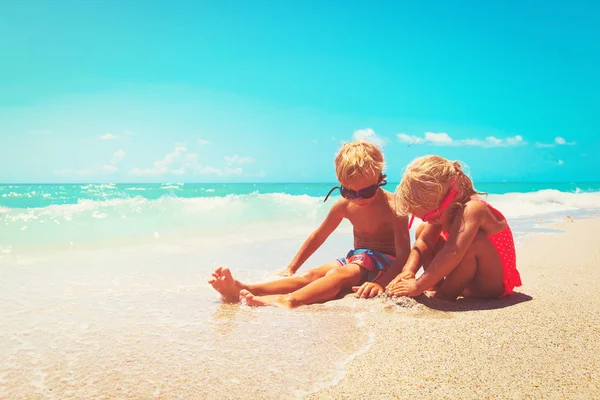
[323,186,340,202]
[379,174,388,187]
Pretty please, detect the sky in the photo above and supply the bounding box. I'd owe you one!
[0,0,598,183]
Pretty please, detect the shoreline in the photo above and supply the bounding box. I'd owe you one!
[304,215,600,399]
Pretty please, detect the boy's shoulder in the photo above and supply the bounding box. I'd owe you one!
[382,189,399,210]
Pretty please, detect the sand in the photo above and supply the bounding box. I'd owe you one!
[304,217,600,400]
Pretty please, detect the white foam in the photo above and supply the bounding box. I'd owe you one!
[1,189,598,255]
[488,190,600,218]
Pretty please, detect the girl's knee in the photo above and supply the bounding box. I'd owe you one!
[467,231,491,255]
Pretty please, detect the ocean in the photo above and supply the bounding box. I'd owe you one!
[1,182,600,398]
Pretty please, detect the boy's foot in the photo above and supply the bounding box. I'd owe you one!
[208,266,244,303]
[240,289,294,308]
[239,289,269,306]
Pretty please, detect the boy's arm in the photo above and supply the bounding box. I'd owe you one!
[411,203,486,293]
[281,200,346,275]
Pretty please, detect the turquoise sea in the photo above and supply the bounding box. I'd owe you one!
[2,181,600,254]
[1,182,600,398]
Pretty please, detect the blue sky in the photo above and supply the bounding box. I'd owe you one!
[0,0,598,183]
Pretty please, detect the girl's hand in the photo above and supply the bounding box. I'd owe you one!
[385,270,415,291]
[352,282,384,298]
[386,278,422,297]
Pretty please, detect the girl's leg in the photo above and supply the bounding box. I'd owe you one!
[241,263,363,308]
[208,262,340,303]
[435,231,504,301]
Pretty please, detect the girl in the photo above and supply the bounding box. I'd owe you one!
[386,155,522,301]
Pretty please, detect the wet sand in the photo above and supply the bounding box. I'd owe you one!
[305,217,600,399]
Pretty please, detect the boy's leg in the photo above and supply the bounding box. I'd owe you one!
[435,231,504,301]
[246,262,340,295]
[241,263,363,308]
[208,262,339,303]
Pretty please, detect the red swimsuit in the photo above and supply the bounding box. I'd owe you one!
[443,198,522,296]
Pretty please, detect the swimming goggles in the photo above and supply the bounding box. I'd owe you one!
[323,175,387,202]
[408,177,457,229]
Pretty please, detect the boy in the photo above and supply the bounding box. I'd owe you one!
[208,139,410,308]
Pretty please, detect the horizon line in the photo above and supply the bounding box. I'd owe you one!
[2,181,600,185]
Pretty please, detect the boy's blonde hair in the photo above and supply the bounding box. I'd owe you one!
[334,140,385,185]
[395,155,485,216]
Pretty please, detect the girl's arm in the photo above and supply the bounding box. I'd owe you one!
[280,201,345,275]
[385,223,441,292]
[412,202,487,293]
[403,223,443,276]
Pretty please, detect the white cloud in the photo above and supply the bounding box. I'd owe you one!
[198,139,211,145]
[352,128,386,147]
[124,130,134,136]
[424,132,453,144]
[398,132,526,147]
[397,133,425,146]
[102,165,118,173]
[111,149,125,165]
[556,160,564,165]
[225,155,255,165]
[129,147,254,177]
[560,137,576,145]
[100,133,119,140]
[55,149,125,176]
[536,136,576,148]
[505,135,524,146]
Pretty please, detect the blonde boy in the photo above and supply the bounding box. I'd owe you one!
[208,139,411,308]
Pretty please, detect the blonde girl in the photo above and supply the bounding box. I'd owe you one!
[386,155,522,301]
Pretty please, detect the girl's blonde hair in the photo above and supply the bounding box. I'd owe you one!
[334,140,385,185]
[395,155,486,216]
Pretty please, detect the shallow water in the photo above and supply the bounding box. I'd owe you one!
[2,184,600,398]
[0,233,377,399]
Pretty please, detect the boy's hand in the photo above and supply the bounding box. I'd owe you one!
[277,267,295,277]
[386,278,422,297]
[352,282,384,298]
[385,270,415,291]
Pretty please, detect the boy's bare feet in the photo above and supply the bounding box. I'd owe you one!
[208,266,245,303]
[239,289,294,308]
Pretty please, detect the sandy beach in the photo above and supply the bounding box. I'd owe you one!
[305,217,600,400]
